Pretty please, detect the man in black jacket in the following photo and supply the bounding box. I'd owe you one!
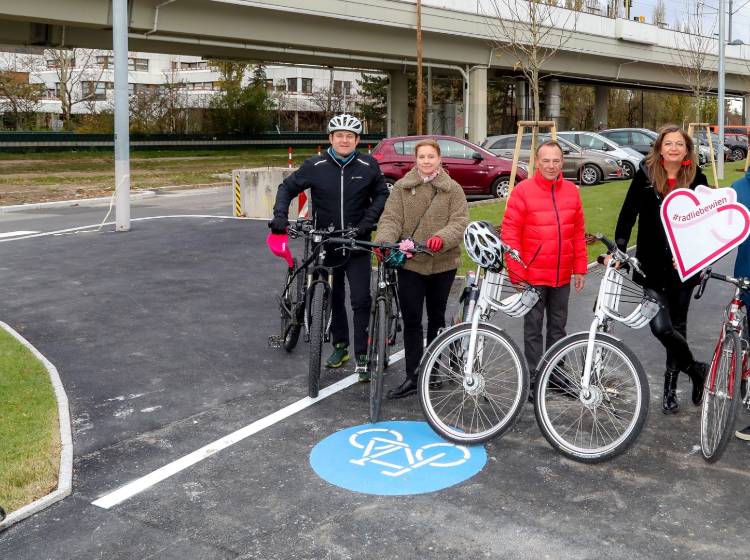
[269,114,389,380]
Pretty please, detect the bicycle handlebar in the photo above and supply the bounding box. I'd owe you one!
[694,267,750,300]
[326,237,433,256]
[594,233,644,276]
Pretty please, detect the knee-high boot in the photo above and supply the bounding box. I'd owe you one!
[663,369,679,413]
[685,361,707,406]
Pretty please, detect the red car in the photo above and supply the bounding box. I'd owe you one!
[371,135,527,198]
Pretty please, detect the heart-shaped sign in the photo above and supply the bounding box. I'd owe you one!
[661,185,750,281]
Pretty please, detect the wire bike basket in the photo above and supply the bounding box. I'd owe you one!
[482,270,539,318]
[598,266,660,329]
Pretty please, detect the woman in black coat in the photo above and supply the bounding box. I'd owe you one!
[612,124,708,413]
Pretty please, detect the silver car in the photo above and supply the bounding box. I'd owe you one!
[481,134,622,186]
[558,131,643,180]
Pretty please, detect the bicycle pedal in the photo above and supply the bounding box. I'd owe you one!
[267,335,282,348]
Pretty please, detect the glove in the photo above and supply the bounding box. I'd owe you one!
[266,232,294,268]
[354,222,372,238]
[426,236,443,253]
[269,216,288,234]
[373,247,386,262]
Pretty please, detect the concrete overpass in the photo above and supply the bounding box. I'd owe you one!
[1,0,749,143]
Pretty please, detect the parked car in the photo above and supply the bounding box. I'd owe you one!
[481,133,621,186]
[558,130,643,179]
[699,131,746,162]
[601,126,721,166]
[371,135,527,198]
[599,128,657,156]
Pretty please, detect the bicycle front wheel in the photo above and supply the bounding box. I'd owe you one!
[369,299,387,423]
[308,282,326,398]
[701,330,742,462]
[534,332,649,463]
[418,323,528,445]
[282,264,303,352]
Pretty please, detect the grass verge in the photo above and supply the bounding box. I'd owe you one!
[0,328,59,514]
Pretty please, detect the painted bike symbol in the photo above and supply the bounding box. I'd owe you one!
[348,428,470,477]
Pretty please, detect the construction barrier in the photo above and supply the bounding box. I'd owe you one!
[231,167,308,219]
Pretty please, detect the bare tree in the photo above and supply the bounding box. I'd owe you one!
[44,48,108,128]
[482,1,579,122]
[672,3,716,122]
[652,0,666,26]
[604,0,621,18]
[0,52,45,130]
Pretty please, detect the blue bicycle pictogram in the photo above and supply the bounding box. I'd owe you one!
[310,421,487,495]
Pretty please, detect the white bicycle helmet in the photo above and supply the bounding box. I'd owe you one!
[327,113,363,135]
[463,221,505,271]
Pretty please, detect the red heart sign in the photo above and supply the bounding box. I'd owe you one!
[661,186,750,281]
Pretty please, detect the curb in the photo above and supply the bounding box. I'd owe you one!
[0,322,73,532]
[0,191,156,214]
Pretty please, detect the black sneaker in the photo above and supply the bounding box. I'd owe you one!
[736,425,750,441]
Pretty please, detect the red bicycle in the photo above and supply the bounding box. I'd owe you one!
[694,267,750,462]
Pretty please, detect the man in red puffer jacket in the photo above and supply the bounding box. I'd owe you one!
[501,140,588,386]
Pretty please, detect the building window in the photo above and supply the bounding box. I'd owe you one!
[301,78,312,94]
[177,60,208,70]
[286,78,298,93]
[46,58,75,69]
[81,81,111,101]
[333,80,352,96]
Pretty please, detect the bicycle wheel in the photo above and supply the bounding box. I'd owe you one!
[701,330,742,463]
[534,332,649,463]
[308,282,326,398]
[418,322,528,444]
[281,263,303,352]
[369,299,387,423]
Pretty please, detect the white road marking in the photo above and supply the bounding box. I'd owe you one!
[0,215,241,244]
[92,349,405,510]
[0,230,39,239]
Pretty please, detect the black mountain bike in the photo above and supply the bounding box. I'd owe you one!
[269,219,358,398]
[329,238,430,422]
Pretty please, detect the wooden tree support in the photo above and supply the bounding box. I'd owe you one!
[687,122,718,188]
[508,120,558,195]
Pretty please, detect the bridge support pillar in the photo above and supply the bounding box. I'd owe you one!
[388,71,409,136]
[515,79,529,121]
[744,93,750,125]
[594,85,608,130]
[545,78,561,124]
[468,67,487,145]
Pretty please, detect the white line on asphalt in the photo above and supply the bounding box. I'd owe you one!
[92,349,405,510]
[0,214,242,243]
[0,230,40,238]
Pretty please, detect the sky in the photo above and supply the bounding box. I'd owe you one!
[633,0,750,43]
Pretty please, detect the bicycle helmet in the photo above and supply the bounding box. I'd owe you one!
[327,114,363,135]
[463,221,505,271]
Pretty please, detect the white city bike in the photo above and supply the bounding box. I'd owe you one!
[418,221,538,445]
[533,235,657,463]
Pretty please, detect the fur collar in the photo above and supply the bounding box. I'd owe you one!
[398,166,454,192]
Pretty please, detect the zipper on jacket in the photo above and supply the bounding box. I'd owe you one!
[551,184,562,286]
[340,168,345,229]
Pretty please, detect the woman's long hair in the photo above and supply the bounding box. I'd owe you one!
[644,124,697,195]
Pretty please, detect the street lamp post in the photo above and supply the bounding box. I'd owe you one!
[718,0,726,182]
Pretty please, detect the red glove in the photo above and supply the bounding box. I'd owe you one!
[426,236,443,253]
[373,247,385,262]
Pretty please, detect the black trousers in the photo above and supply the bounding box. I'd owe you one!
[329,251,372,357]
[398,267,457,380]
[523,284,571,376]
[645,285,695,372]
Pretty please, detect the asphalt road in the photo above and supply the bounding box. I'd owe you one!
[0,187,747,559]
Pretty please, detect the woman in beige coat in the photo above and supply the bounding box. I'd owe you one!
[374,139,469,398]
